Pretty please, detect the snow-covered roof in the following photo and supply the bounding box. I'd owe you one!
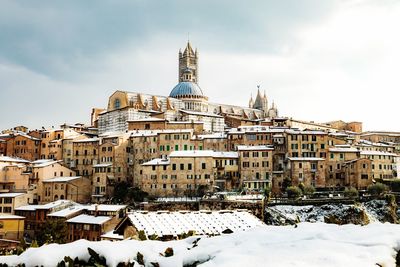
[237,145,274,151]
[179,109,223,118]
[0,156,30,164]
[361,150,398,157]
[124,210,263,238]
[169,150,238,158]
[42,176,81,183]
[31,159,62,168]
[101,230,124,240]
[288,157,325,161]
[93,163,112,168]
[285,129,327,135]
[15,200,73,211]
[0,215,25,219]
[0,192,25,198]
[72,138,99,143]
[329,147,359,153]
[142,158,170,166]
[66,214,111,225]
[47,205,87,218]
[196,132,226,139]
[127,118,166,122]
[87,204,127,212]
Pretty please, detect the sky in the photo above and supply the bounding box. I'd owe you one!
[1,0,399,131]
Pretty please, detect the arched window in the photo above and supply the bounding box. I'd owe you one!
[114,98,121,109]
[54,195,59,201]
[60,195,65,200]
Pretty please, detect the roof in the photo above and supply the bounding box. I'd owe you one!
[31,159,62,168]
[72,138,99,143]
[170,81,204,98]
[180,110,223,118]
[329,147,359,153]
[15,200,73,211]
[66,214,111,225]
[93,163,112,168]
[0,192,25,198]
[142,158,170,166]
[169,150,238,158]
[0,156,30,164]
[127,118,166,122]
[121,210,263,238]
[0,215,25,220]
[360,150,397,157]
[47,205,87,218]
[101,230,124,240]
[42,176,81,183]
[237,145,274,151]
[288,157,325,161]
[87,204,127,212]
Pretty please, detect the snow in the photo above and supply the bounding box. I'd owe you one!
[31,159,62,168]
[169,150,238,158]
[142,158,170,166]
[124,210,263,238]
[42,176,81,183]
[237,145,273,151]
[14,200,74,211]
[0,214,25,219]
[0,192,25,198]
[66,214,111,225]
[87,204,127,212]
[47,205,87,218]
[0,156,30,163]
[287,157,325,161]
[2,223,400,267]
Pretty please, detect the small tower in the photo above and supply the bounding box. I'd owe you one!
[179,41,198,83]
[248,94,254,108]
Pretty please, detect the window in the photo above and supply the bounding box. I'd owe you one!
[172,164,176,171]
[202,163,206,169]
[188,163,192,170]
[180,164,184,170]
[299,163,302,169]
[114,98,121,109]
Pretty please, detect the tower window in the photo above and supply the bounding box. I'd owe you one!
[114,98,121,109]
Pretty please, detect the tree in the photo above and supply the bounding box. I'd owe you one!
[344,187,359,199]
[36,219,68,245]
[303,185,315,196]
[367,183,389,197]
[112,181,130,203]
[286,186,302,199]
[282,177,292,191]
[263,186,271,198]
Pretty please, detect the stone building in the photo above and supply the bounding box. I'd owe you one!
[237,145,274,191]
[97,42,277,134]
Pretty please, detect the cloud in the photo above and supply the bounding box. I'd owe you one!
[0,0,399,131]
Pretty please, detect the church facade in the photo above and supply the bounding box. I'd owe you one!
[97,42,279,134]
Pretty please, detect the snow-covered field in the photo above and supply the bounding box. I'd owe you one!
[2,222,400,267]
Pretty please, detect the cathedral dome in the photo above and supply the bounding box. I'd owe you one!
[169,82,204,98]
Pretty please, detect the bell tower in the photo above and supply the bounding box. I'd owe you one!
[179,41,198,83]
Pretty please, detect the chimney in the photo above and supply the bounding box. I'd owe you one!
[94,204,98,217]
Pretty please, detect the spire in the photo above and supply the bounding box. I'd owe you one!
[249,93,254,108]
[183,41,194,56]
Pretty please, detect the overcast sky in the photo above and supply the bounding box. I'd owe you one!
[1,0,399,131]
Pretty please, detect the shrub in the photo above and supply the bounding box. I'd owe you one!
[286,186,302,199]
[344,187,359,199]
[263,186,271,197]
[303,185,316,196]
[368,183,389,197]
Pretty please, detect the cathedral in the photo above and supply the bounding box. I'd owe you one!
[97,42,279,134]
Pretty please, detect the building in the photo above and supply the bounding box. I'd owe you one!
[0,215,25,247]
[97,42,277,134]
[113,210,264,241]
[237,145,274,191]
[41,176,91,203]
[0,192,27,214]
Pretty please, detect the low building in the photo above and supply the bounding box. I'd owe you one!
[14,200,74,238]
[0,192,27,214]
[41,176,91,203]
[66,214,114,242]
[113,210,264,241]
[287,157,326,188]
[0,214,25,247]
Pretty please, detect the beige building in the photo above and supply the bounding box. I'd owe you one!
[360,150,397,180]
[0,156,30,192]
[237,145,274,191]
[287,157,326,188]
[0,192,27,214]
[141,150,238,196]
[41,176,91,203]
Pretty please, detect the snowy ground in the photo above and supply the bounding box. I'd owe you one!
[2,223,400,267]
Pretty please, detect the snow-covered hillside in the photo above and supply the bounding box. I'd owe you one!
[2,223,400,267]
